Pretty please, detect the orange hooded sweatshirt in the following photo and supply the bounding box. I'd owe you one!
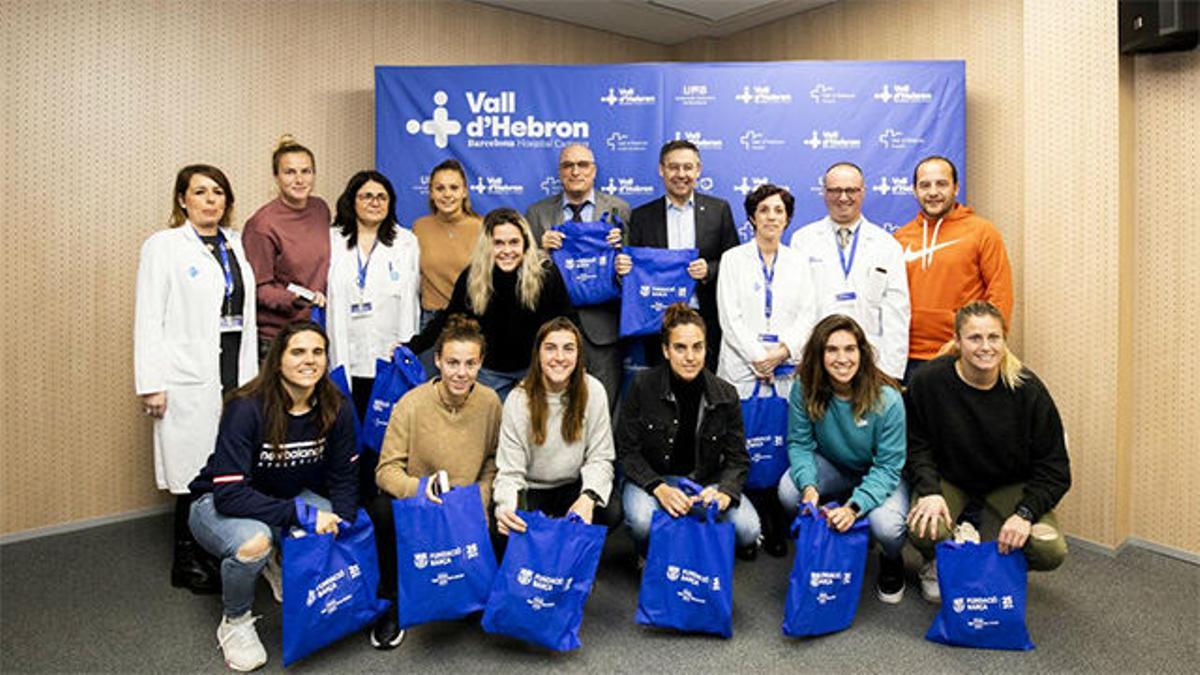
[892,204,1013,360]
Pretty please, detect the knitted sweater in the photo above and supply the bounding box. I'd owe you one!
[492,374,615,512]
[375,380,501,507]
[241,197,331,342]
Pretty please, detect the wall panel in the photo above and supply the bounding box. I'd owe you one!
[0,0,665,536]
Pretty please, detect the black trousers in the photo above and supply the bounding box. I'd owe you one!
[350,376,378,506]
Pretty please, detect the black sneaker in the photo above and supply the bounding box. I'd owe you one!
[762,536,788,558]
[876,552,905,604]
[370,606,405,650]
[735,543,758,562]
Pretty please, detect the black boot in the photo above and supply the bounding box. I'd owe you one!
[172,495,220,594]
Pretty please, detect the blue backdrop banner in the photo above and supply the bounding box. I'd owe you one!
[377,61,965,237]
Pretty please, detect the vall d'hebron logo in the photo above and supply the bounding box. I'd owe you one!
[607,131,650,152]
[600,86,657,106]
[734,176,792,196]
[674,130,723,151]
[470,175,524,196]
[802,130,862,151]
[872,176,913,197]
[674,84,716,106]
[735,85,793,105]
[873,83,934,104]
[407,90,589,150]
[739,129,785,152]
[810,84,856,104]
[878,128,925,150]
[600,176,655,198]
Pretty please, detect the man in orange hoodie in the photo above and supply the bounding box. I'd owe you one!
[893,156,1013,383]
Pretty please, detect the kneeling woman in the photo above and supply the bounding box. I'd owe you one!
[493,317,617,537]
[368,315,502,650]
[777,314,909,604]
[188,321,358,672]
[617,303,760,560]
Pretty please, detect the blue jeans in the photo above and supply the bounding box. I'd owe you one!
[476,367,527,403]
[622,477,761,549]
[189,490,331,617]
[777,454,909,559]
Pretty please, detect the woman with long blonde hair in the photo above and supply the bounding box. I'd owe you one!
[407,208,576,401]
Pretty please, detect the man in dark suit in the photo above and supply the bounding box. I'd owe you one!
[616,139,738,370]
[525,143,631,411]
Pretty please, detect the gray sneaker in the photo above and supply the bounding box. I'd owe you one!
[262,554,283,604]
[919,560,940,604]
[217,613,267,672]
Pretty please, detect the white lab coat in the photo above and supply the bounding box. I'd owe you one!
[326,227,420,383]
[788,216,910,379]
[134,224,258,494]
[716,241,818,392]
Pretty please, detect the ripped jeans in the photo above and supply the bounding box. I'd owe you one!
[189,490,330,616]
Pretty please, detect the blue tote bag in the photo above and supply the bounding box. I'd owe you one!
[635,480,735,637]
[361,346,425,452]
[281,506,390,666]
[741,381,790,491]
[481,511,607,651]
[925,541,1035,651]
[550,220,620,307]
[392,479,498,629]
[782,503,869,637]
[619,246,698,338]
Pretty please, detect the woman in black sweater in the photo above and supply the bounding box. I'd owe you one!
[905,300,1071,603]
[408,207,576,401]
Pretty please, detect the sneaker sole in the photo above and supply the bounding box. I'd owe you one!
[224,657,267,673]
[877,585,905,604]
[370,628,406,650]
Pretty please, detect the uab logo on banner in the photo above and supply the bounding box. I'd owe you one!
[674,84,716,106]
[873,83,934,104]
[406,90,590,150]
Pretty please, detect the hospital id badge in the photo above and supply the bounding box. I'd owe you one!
[350,301,374,318]
[758,333,780,350]
[219,315,244,332]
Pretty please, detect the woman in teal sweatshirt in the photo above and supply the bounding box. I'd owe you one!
[778,314,909,604]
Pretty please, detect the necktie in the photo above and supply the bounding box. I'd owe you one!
[568,203,585,222]
[837,227,852,250]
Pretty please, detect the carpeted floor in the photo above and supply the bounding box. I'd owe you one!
[1,513,1196,673]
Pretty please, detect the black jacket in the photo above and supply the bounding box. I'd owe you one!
[616,364,749,502]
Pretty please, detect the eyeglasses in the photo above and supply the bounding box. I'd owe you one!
[824,187,863,197]
[357,192,389,203]
[559,160,594,171]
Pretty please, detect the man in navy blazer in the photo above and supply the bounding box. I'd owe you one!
[617,139,738,370]
[525,143,631,411]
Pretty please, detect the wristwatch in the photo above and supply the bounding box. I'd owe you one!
[1014,504,1034,523]
[848,501,862,516]
[582,489,601,504]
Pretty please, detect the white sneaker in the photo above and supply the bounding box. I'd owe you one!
[217,613,267,672]
[953,521,981,545]
[919,560,940,604]
[262,554,283,604]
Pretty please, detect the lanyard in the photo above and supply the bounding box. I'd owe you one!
[757,245,776,321]
[356,240,379,291]
[837,225,861,280]
[192,226,234,300]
